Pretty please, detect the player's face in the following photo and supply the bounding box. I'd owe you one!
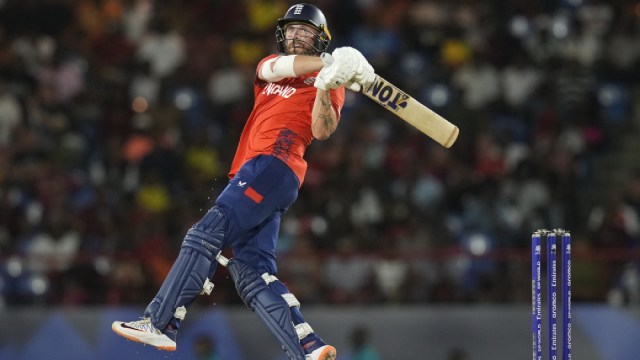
[284,23,320,55]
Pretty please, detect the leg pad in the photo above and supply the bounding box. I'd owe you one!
[229,259,306,360]
[144,207,227,329]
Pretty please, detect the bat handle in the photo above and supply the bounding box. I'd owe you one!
[320,52,334,66]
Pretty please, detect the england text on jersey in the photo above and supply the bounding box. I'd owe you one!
[261,83,297,98]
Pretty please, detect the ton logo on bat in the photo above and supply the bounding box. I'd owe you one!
[366,78,408,111]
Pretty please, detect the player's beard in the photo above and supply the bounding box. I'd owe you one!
[285,38,316,56]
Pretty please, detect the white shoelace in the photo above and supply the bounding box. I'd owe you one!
[125,318,160,334]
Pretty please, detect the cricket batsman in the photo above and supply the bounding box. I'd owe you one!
[112,3,375,360]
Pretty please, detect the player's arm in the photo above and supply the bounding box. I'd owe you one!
[310,49,371,140]
[311,89,338,140]
[258,55,323,83]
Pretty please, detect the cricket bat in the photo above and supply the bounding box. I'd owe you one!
[361,75,459,148]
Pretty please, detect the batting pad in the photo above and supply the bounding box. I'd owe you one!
[145,207,227,330]
[229,259,306,360]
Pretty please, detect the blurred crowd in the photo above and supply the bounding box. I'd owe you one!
[1,0,640,308]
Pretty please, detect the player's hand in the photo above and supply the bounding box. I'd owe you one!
[331,47,375,91]
[314,53,356,90]
[352,61,375,90]
[313,53,333,90]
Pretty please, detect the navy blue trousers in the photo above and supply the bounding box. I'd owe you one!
[216,155,299,275]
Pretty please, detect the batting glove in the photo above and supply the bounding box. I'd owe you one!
[331,47,376,91]
[314,53,356,91]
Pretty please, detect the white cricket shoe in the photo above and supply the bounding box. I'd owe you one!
[112,318,177,351]
[306,344,337,360]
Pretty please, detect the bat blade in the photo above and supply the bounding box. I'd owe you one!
[361,75,459,148]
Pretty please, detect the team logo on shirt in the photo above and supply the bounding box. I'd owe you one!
[262,83,297,99]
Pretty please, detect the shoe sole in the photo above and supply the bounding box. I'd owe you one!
[111,322,176,352]
[315,345,336,360]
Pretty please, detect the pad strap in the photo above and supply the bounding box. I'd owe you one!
[282,293,300,308]
[295,323,314,340]
[201,278,215,295]
[174,306,187,320]
[262,273,278,284]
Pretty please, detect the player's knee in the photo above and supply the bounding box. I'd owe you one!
[228,259,265,305]
[183,206,227,257]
